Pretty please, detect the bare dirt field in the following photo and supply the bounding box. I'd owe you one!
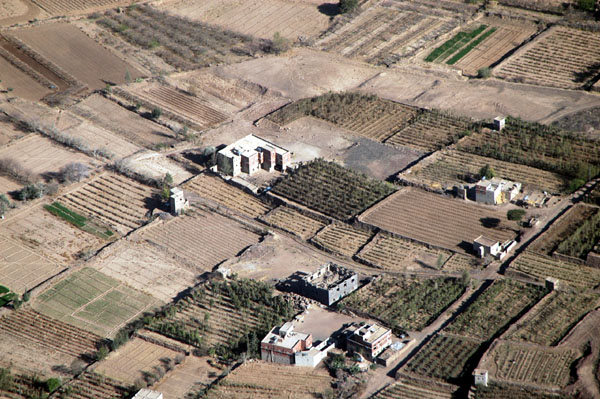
[0,176,21,195]
[27,0,135,16]
[0,0,28,18]
[117,150,193,185]
[152,355,219,399]
[0,56,51,101]
[0,0,43,27]
[0,116,26,147]
[0,134,94,179]
[215,47,378,100]
[71,94,176,148]
[495,26,600,90]
[311,223,374,258]
[260,206,326,240]
[158,0,331,40]
[0,235,65,293]
[359,188,516,253]
[299,305,376,342]
[0,204,105,264]
[12,22,143,90]
[141,209,261,273]
[90,239,200,302]
[93,337,180,385]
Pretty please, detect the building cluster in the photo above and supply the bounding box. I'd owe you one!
[216,134,291,177]
[293,262,358,306]
[346,323,392,361]
[474,177,521,205]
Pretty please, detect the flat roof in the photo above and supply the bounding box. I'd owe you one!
[262,325,310,350]
[304,262,356,289]
[473,235,498,247]
[351,323,390,345]
[219,134,289,158]
[133,389,163,399]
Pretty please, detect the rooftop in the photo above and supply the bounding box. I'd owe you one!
[219,134,289,159]
[303,262,356,289]
[473,235,499,247]
[132,389,163,399]
[350,323,390,345]
[262,323,311,350]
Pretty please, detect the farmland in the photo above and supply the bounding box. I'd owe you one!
[317,0,470,66]
[554,208,600,259]
[152,355,219,399]
[272,158,396,220]
[185,174,272,219]
[473,381,573,399]
[507,290,600,346]
[13,22,142,90]
[339,276,466,332]
[206,361,333,399]
[28,0,135,16]
[92,240,199,302]
[404,333,482,382]
[483,341,578,388]
[146,279,293,349]
[495,26,600,90]
[33,267,160,337]
[94,337,180,385]
[457,117,600,183]
[372,379,456,399]
[97,5,259,71]
[442,253,482,271]
[0,235,64,293]
[356,231,452,272]
[508,251,600,289]
[425,24,496,65]
[0,53,51,101]
[141,210,261,273]
[116,82,230,131]
[267,92,418,142]
[59,371,129,399]
[260,206,326,240]
[0,308,101,359]
[310,223,373,257]
[385,110,478,152]
[71,94,177,148]
[359,188,515,253]
[59,172,155,235]
[158,0,331,40]
[405,148,567,193]
[445,279,546,340]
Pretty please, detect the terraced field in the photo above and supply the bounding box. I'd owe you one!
[495,26,600,90]
[445,279,546,341]
[310,223,373,257]
[59,173,155,234]
[60,371,129,399]
[356,231,451,271]
[442,253,481,271]
[385,111,477,151]
[509,251,600,289]
[206,361,333,399]
[185,174,272,219]
[0,308,101,358]
[473,382,572,399]
[405,149,567,193]
[340,276,466,331]
[30,0,135,15]
[507,290,600,346]
[260,206,326,240]
[373,379,457,399]
[142,210,261,272]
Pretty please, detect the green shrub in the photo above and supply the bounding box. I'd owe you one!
[151,107,162,119]
[578,0,595,11]
[95,346,109,361]
[339,0,358,13]
[507,209,526,221]
[479,164,496,179]
[477,67,492,78]
[46,377,61,393]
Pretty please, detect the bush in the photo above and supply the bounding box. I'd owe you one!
[269,32,291,54]
[477,67,492,78]
[578,0,595,11]
[507,209,526,221]
[339,0,358,13]
[18,183,45,201]
[0,158,37,184]
[151,107,162,119]
[46,377,61,393]
[479,164,496,179]
[59,162,90,183]
[95,346,109,361]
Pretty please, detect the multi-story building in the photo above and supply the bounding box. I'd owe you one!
[295,262,358,306]
[475,178,521,205]
[216,135,291,177]
[346,323,392,361]
[261,322,312,365]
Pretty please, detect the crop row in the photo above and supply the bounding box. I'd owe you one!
[473,381,573,399]
[259,206,325,240]
[310,223,373,257]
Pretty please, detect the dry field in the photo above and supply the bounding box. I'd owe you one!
[0,116,27,147]
[260,206,326,240]
[153,355,219,399]
[356,231,452,272]
[0,0,29,19]
[445,279,546,341]
[508,251,600,289]
[71,94,176,148]
[206,361,333,399]
[373,379,457,399]
[117,82,230,131]
[506,290,600,346]
[473,382,572,399]
[495,26,600,89]
[94,337,180,385]
[0,54,51,101]
[318,0,467,66]
[59,172,155,235]
[0,134,93,178]
[60,371,129,399]
[118,150,193,185]
[442,253,482,271]
[0,235,64,294]
[159,0,331,40]
[91,240,199,302]
[28,0,135,16]
[0,204,104,264]
[359,188,516,253]
[385,110,477,152]
[141,210,261,273]
[0,176,22,195]
[12,22,142,90]
[33,267,160,337]
[185,174,272,219]
[481,341,578,388]
[310,223,373,258]
[404,148,567,193]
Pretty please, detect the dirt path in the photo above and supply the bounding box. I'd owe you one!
[0,0,42,26]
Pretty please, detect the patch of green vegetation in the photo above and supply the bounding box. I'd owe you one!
[425,25,487,63]
[447,27,497,65]
[556,209,600,259]
[44,202,115,240]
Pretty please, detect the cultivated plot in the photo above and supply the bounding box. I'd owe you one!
[33,267,160,337]
[359,188,515,253]
[159,0,331,40]
[0,54,50,101]
[260,206,326,240]
[141,210,261,273]
[29,0,135,16]
[118,150,193,186]
[94,337,180,385]
[0,176,22,195]
[153,355,218,399]
[12,22,142,90]
[311,223,373,258]
[495,26,600,90]
[0,235,64,294]
[372,379,457,399]
[61,371,129,399]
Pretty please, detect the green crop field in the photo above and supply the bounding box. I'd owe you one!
[34,268,160,337]
[45,201,115,240]
[426,25,496,64]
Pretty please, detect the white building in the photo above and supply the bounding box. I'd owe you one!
[133,389,163,399]
[169,187,189,215]
[217,135,291,177]
[473,236,501,259]
[294,339,335,367]
[473,369,488,386]
[493,116,505,131]
[475,178,521,205]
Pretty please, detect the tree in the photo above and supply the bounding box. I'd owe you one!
[479,164,496,179]
[507,209,526,222]
[339,0,359,13]
[151,107,162,119]
[0,194,9,217]
[578,0,595,11]
[59,162,90,183]
[270,32,291,54]
[477,67,492,79]
[46,377,61,393]
[461,270,471,287]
